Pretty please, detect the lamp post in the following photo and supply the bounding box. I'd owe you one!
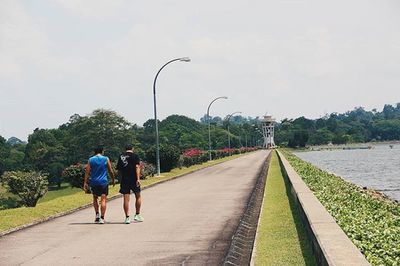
[226,111,242,155]
[153,57,190,176]
[207,96,228,161]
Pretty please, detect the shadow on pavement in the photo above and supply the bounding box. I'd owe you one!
[69,222,136,225]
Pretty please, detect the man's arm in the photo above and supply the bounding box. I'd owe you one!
[136,164,141,186]
[106,159,115,186]
[83,162,91,192]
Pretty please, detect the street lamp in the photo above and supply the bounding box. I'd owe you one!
[153,57,190,176]
[207,96,228,161]
[226,111,242,154]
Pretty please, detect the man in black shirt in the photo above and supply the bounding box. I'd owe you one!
[116,144,143,224]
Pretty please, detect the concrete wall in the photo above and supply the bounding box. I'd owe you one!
[277,150,370,266]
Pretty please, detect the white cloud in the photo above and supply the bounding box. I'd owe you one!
[0,1,95,85]
[0,1,49,80]
[51,0,126,18]
[1,0,400,139]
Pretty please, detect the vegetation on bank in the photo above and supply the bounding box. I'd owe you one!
[276,103,400,147]
[281,149,400,266]
[0,153,247,234]
[254,151,316,265]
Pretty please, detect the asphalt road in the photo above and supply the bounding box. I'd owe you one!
[0,150,269,266]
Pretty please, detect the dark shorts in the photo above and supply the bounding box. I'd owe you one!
[90,185,109,196]
[119,181,141,194]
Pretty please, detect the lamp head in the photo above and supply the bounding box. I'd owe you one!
[179,57,191,62]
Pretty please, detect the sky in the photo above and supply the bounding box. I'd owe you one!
[1,0,400,140]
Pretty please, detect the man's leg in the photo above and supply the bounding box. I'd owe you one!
[123,194,130,217]
[93,195,100,223]
[93,195,99,213]
[133,183,143,222]
[100,194,107,219]
[135,192,141,215]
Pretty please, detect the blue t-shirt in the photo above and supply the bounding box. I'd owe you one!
[89,155,109,186]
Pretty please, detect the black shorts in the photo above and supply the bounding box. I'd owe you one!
[90,185,109,196]
[119,181,141,194]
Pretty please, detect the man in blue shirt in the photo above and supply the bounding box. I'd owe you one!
[83,146,115,224]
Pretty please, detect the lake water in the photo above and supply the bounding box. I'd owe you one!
[294,144,400,202]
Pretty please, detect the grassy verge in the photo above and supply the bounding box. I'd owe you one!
[0,153,247,234]
[281,149,400,266]
[254,151,316,266]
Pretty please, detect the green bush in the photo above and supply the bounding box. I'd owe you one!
[1,171,48,207]
[63,162,117,187]
[140,162,156,179]
[145,144,180,172]
[182,156,194,168]
[62,164,85,189]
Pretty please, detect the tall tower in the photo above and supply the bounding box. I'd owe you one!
[262,114,276,149]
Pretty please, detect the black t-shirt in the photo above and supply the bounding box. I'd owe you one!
[116,152,140,182]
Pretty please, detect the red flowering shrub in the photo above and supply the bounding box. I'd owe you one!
[182,148,207,167]
[181,146,259,167]
[140,161,156,179]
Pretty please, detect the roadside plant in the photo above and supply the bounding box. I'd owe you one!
[1,171,48,207]
[62,164,85,189]
[140,161,156,179]
[145,144,180,172]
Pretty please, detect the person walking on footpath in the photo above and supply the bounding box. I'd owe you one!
[83,146,115,224]
[117,144,143,224]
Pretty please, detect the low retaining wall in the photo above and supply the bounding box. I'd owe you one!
[277,150,370,266]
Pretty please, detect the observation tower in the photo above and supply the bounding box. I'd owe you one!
[262,114,276,149]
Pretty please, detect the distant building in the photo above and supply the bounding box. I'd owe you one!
[262,115,276,149]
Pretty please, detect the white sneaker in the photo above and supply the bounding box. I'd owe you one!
[125,217,131,224]
[99,218,105,224]
[134,214,144,222]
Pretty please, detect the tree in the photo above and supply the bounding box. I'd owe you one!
[288,130,309,148]
[145,144,180,172]
[1,171,48,207]
[24,128,67,182]
[0,136,8,175]
[62,164,86,189]
[308,129,334,145]
[61,109,139,163]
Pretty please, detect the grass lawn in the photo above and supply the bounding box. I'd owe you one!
[254,151,316,266]
[0,153,247,234]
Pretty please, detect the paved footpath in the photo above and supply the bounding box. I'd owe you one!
[0,150,269,266]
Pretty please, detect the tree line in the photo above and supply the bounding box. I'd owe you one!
[276,103,400,147]
[2,103,400,183]
[0,109,261,185]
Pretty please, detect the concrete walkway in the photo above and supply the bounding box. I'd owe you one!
[0,150,269,266]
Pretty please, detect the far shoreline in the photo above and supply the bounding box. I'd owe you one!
[293,140,400,152]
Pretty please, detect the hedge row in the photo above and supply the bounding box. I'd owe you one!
[181,147,259,168]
